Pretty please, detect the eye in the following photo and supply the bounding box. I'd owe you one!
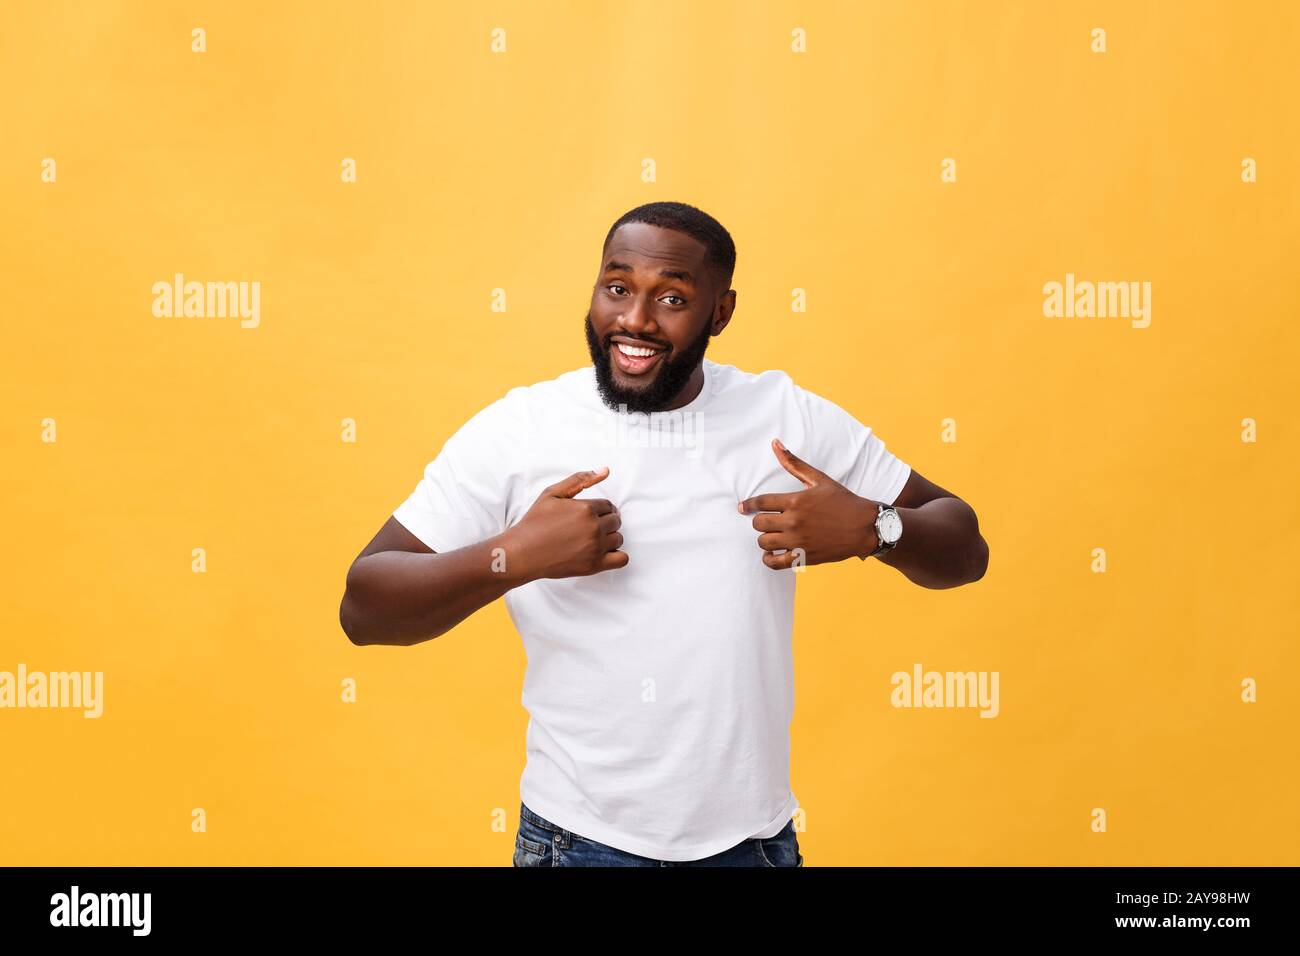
[662,294,685,306]
[606,284,628,295]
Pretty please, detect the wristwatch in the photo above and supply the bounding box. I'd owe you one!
[866,502,903,558]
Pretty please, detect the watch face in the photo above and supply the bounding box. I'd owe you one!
[878,509,903,543]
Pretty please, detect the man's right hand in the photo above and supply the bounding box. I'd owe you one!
[505,467,628,580]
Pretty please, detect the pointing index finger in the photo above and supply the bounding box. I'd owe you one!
[737,493,794,515]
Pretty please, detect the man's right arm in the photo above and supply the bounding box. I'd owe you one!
[340,468,625,646]
[339,519,527,646]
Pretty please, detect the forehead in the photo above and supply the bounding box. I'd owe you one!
[603,222,708,275]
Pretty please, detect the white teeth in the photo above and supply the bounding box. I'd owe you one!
[616,343,660,358]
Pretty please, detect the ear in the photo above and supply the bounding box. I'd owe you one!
[711,288,736,335]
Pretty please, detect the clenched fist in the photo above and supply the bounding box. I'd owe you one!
[504,467,628,580]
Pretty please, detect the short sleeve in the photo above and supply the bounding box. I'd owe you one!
[391,398,515,553]
[795,385,912,506]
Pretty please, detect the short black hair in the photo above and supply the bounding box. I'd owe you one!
[603,201,736,291]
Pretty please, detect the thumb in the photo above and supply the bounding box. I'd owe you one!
[547,466,610,499]
[772,438,827,487]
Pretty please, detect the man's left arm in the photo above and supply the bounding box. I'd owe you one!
[871,466,988,589]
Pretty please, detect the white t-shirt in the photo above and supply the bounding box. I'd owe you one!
[392,358,911,861]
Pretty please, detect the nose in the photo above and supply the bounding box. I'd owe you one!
[616,296,659,341]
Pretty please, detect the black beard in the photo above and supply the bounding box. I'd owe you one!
[584,312,712,414]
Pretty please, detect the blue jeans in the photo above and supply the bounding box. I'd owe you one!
[512,801,805,867]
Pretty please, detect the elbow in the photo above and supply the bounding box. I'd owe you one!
[960,503,988,585]
[338,556,447,647]
[340,594,368,646]
[340,565,371,646]
[967,535,989,584]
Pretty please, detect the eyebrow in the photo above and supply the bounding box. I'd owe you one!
[604,260,696,285]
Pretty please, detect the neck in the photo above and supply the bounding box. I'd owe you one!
[659,363,705,411]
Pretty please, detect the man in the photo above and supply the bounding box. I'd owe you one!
[340,201,989,867]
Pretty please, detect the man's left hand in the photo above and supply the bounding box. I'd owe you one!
[737,438,880,569]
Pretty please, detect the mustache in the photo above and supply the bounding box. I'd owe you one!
[605,335,670,351]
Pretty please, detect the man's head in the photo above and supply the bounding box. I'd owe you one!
[585,201,736,413]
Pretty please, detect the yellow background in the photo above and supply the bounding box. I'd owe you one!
[1,0,1296,865]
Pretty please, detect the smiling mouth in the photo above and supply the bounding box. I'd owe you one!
[610,340,666,376]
